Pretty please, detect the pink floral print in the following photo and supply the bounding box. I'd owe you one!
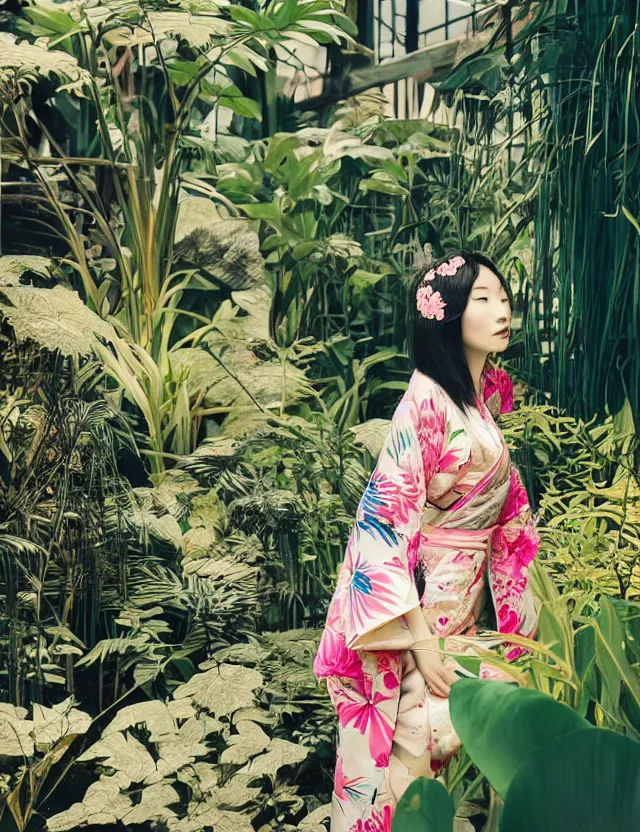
[344,551,417,643]
[314,627,364,680]
[334,676,395,763]
[335,750,369,805]
[483,364,515,414]
[350,805,392,832]
[314,363,540,830]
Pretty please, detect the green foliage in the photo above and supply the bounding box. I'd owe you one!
[0,0,355,474]
[0,657,327,832]
[2,3,640,830]
[498,401,640,603]
[393,681,640,832]
[450,677,591,800]
[0,334,137,703]
[437,0,640,427]
[528,565,640,736]
[393,778,454,832]
[500,728,640,832]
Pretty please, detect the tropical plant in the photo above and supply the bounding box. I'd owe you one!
[497,397,640,603]
[0,659,325,832]
[0,0,356,471]
[0,284,266,709]
[0,315,138,705]
[392,677,640,832]
[435,0,640,430]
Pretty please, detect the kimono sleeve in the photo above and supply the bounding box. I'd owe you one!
[488,461,541,661]
[342,386,445,651]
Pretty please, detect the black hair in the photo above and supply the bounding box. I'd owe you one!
[406,248,513,414]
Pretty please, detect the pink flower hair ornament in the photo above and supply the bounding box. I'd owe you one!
[416,255,466,320]
[416,284,447,320]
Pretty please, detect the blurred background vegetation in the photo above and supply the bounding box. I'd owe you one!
[0,1,639,830]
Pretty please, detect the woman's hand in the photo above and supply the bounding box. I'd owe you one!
[412,637,459,698]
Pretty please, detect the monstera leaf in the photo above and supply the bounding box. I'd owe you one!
[0,284,116,357]
[174,196,265,290]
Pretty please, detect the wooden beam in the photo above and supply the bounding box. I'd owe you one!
[295,4,535,112]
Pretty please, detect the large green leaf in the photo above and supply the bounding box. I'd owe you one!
[350,417,391,458]
[501,728,640,832]
[172,663,263,717]
[449,679,591,799]
[174,196,265,290]
[0,284,116,357]
[0,255,53,287]
[0,704,34,757]
[392,777,454,832]
[594,595,640,710]
[0,37,92,94]
[238,737,310,777]
[438,50,507,93]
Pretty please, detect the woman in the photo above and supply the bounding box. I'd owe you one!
[313,250,541,832]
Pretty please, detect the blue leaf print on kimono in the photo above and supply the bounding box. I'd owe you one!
[357,421,423,547]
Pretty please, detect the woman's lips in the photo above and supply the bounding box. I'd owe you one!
[495,328,510,338]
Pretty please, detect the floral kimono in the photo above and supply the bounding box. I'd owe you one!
[313,363,540,832]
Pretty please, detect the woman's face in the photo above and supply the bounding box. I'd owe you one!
[461,265,512,354]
